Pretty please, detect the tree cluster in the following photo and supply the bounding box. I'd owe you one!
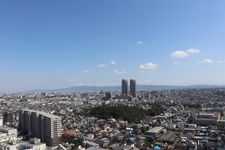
[86,104,164,123]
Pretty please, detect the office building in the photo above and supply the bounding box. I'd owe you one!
[194,112,220,126]
[130,79,136,97]
[19,109,62,147]
[102,92,111,100]
[121,79,128,96]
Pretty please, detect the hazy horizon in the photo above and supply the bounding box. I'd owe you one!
[2,83,225,93]
[1,1,225,92]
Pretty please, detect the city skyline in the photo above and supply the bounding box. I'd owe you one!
[1,1,225,92]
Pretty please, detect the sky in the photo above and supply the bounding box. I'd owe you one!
[1,0,225,92]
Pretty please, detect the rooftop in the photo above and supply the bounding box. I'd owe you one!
[147,126,164,134]
[21,108,61,119]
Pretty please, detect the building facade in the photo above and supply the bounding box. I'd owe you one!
[130,79,136,97]
[19,109,62,147]
[121,79,128,96]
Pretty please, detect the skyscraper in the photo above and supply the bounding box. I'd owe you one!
[130,79,136,97]
[121,79,128,96]
[19,109,62,147]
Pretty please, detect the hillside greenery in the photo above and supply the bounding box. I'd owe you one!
[84,103,164,123]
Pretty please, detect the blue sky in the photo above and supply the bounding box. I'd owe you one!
[1,0,225,92]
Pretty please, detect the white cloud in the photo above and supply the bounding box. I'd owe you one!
[186,48,200,54]
[114,70,127,75]
[199,58,214,64]
[170,51,189,60]
[96,64,107,68]
[82,70,93,73]
[170,48,200,61]
[136,41,143,45]
[110,61,117,65]
[139,62,159,70]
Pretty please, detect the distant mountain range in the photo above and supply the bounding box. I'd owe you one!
[27,84,225,93]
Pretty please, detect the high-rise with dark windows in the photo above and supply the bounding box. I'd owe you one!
[130,79,136,97]
[19,109,62,147]
[121,79,128,96]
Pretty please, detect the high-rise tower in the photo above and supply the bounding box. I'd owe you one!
[130,79,136,97]
[19,109,62,147]
[121,79,128,96]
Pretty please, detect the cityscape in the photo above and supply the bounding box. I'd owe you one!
[1,0,225,150]
[1,80,225,149]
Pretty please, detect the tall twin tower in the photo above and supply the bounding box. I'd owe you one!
[121,79,136,97]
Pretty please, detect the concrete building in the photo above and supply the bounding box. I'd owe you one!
[0,138,46,150]
[19,138,46,150]
[130,79,136,97]
[217,120,225,131]
[0,127,17,143]
[194,112,220,126]
[147,126,165,138]
[121,79,128,96]
[19,109,62,147]
[0,143,18,150]
[202,108,224,114]
[217,116,225,131]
